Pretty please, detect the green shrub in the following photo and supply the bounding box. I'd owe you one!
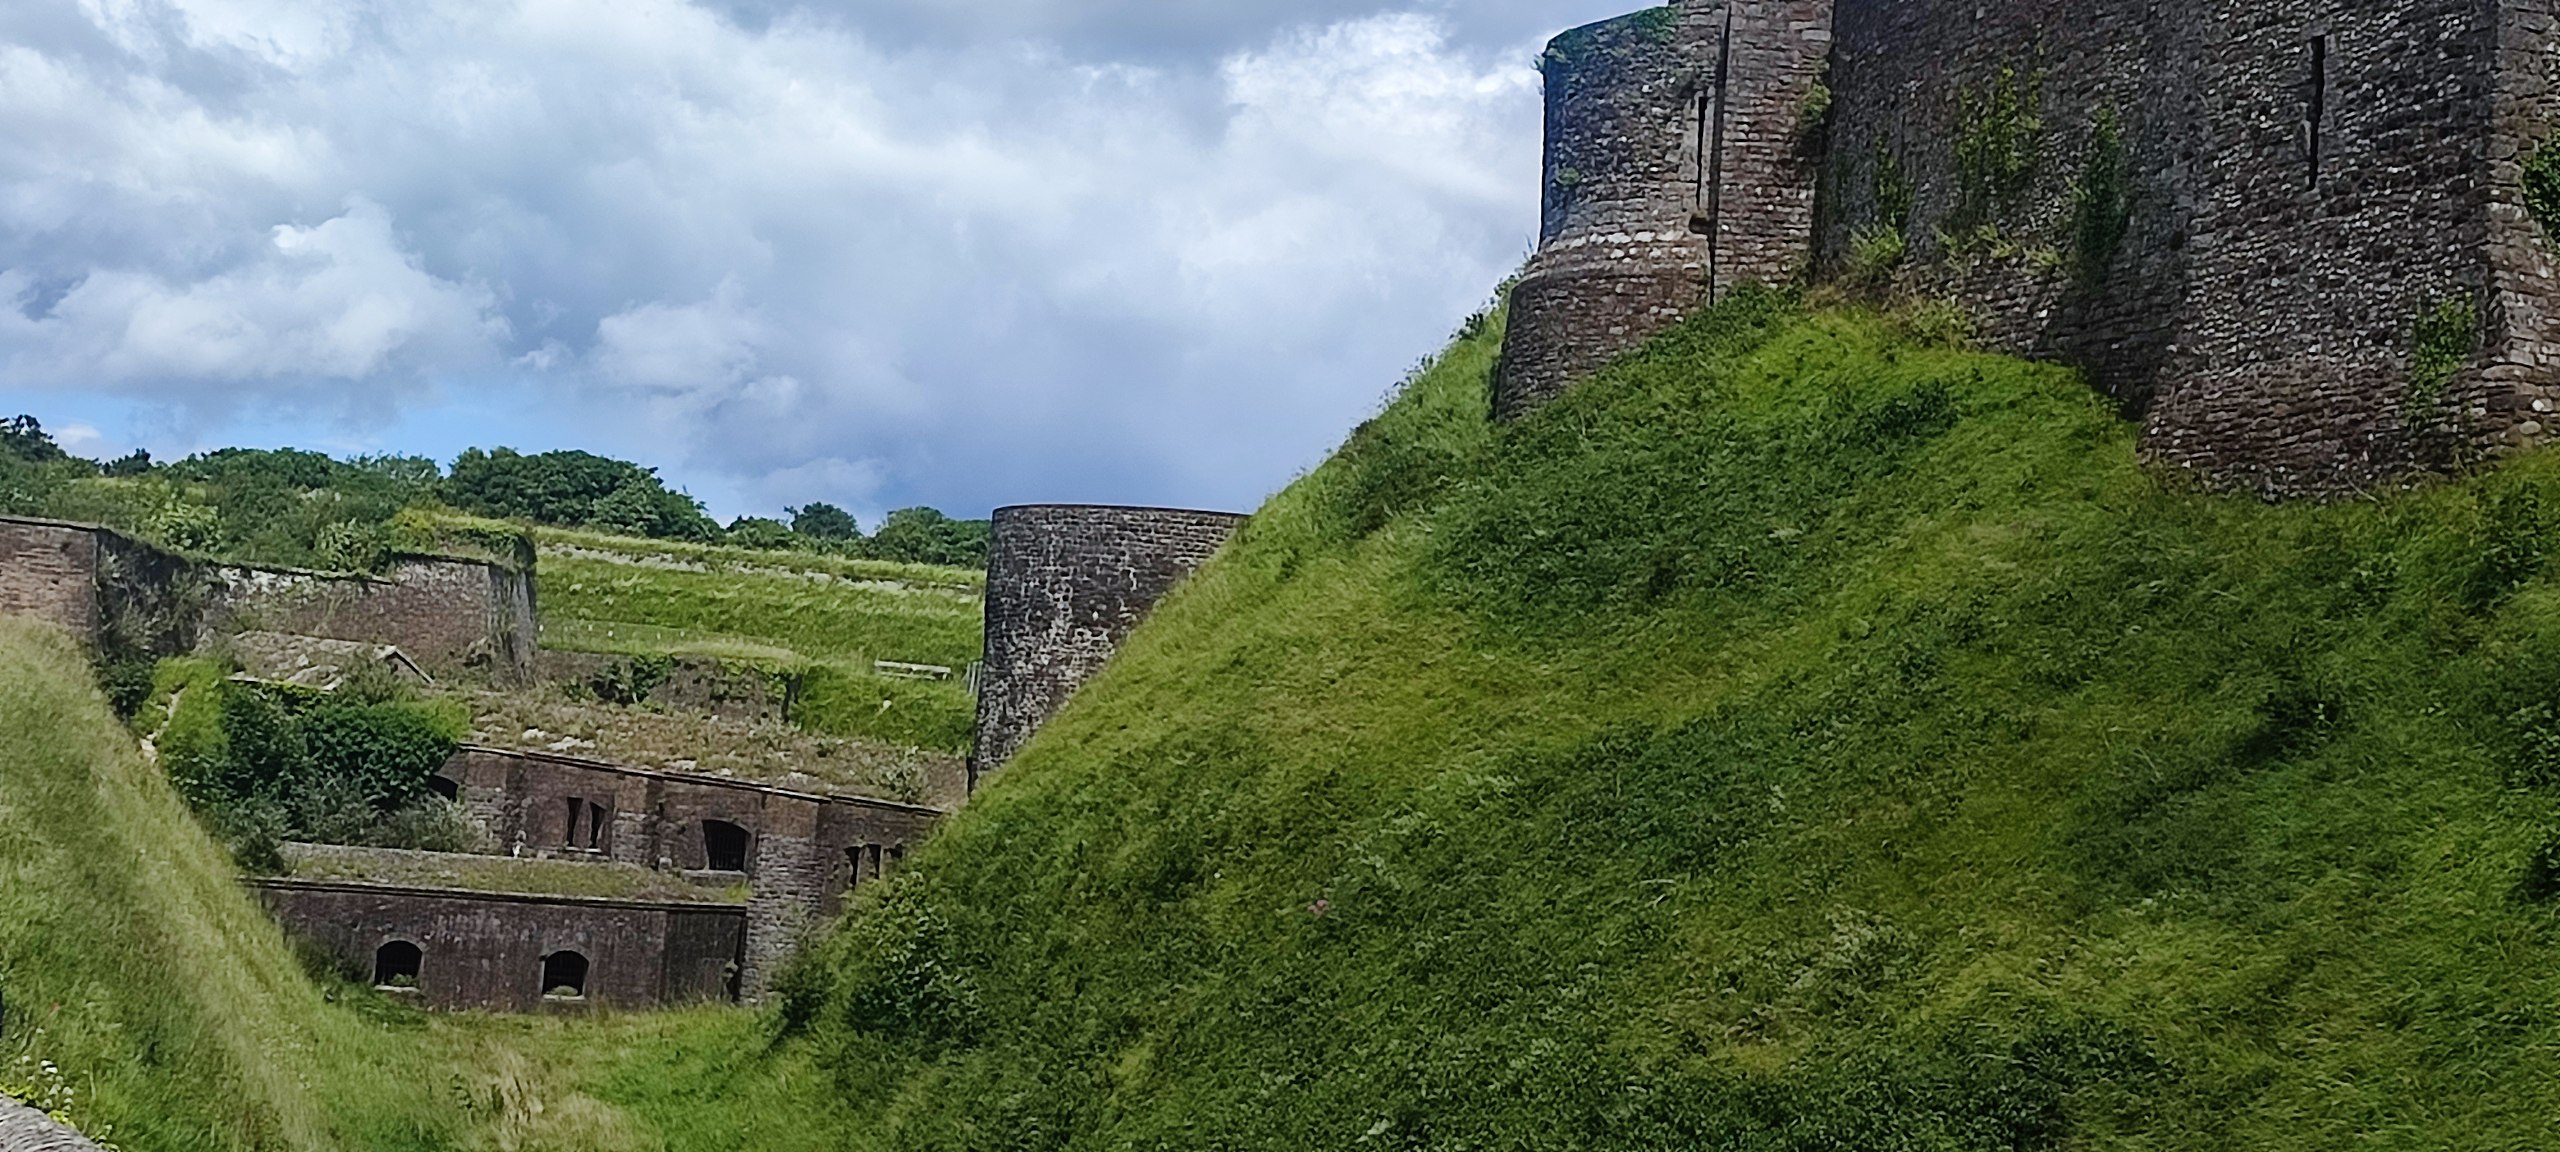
[1951,66,2044,236]
[2526,834,2560,903]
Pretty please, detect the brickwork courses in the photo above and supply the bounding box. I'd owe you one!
[967,505,1246,788]
[1502,0,2560,497]
[436,745,941,998]
[248,879,744,1012]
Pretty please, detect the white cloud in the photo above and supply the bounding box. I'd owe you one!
[7,200,501,394]
[0,0,1551,517]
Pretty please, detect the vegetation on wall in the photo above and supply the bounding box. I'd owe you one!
[2524,137,2560,237]
[2069,109,2132,287]
[1948,65,2046,245]
[2405,292,2482,438]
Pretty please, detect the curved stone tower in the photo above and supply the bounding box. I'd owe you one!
[967,505,1245,789]
[1494,0,1835,421]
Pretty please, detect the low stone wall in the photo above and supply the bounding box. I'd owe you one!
[248,878,743,1012]
[968,505,1246,788]
[436,745,941,997]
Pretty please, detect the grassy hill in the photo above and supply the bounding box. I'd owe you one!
[748,292,2560,1148]
[16,287,2560,1150]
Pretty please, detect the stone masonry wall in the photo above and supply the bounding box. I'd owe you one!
[0,518,101,646]
[1511,0,2560,495]
[436,745,941,998]
[967,505,1246,788]
[212,555,538,684]
[249,879,743,1012]
[1494,0,1833,420]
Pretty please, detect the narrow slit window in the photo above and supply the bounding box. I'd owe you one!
[586,801,607,851]
[564,798,585,849]
[2307,35,2327,188]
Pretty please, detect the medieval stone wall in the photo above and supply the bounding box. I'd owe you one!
[967,504,1245,787]
[436,745,941,997]
[1510,0,2560,496]
[1495,0,1833,420]
[248,879,743,1012]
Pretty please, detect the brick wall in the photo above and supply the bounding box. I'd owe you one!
[966,505,1245,788]
[0,518,101,646]
[435,745,942,998]
[248,879,743,1012]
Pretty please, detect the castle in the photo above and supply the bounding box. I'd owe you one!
[1504,0,2560,497]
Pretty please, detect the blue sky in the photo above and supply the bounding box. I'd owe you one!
[0,0,1630,526]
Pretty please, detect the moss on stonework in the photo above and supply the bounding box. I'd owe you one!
[2525,139,2560,237]
[2406,292,2483,437]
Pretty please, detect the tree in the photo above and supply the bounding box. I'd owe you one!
[790,502,863,542]
[0,416,66,464]
[444,448,717,541]
[866,507,992,567]
[103,450,155,477]
[726,516,798,550]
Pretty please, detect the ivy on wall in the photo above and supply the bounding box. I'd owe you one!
[2525,139,2560,236]
[1950,66,2045,241]
[2069,109,2131,287]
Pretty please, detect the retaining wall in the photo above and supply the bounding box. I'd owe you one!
[966,505,1245,788]
[248,879,743,1012]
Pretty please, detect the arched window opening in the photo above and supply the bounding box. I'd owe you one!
[703,820,751,873]
[427,775,459,802]
[541,951,589,1000]
[373,941,423,990]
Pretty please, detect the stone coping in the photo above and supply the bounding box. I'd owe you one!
[245,876,749,917]
[990,503,1248,520]
[454,743,946,817]
[0,512,500,577]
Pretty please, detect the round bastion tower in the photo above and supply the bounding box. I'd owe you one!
[967,505,1246,789]
[1493,0,1834,421]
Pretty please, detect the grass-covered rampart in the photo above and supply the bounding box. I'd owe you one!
[755,292,2560,1148]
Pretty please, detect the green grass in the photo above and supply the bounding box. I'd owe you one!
[751,292,2560,1148]
[537,546,982,752]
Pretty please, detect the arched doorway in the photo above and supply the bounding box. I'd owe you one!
[702,820,751,873]
[541,951,589,1000]
[373,940,423,989]
[427,775,459,802]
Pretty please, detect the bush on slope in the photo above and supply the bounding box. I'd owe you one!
[763,292,2560,1149]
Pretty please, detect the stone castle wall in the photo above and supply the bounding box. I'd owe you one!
[436,745,940,997]
[1506,0,2560,496]
[967,505,1245,788]
[0,519,101,644]
[249,879,743,1012]
[1495,0,1833,420]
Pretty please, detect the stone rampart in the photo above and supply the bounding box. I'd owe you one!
[248,878,743,1012]
[436,745,941,997]
[0,514,537,679]
[1505,0,2560,497]
[967,504,1245,788]
[535,650,798,723]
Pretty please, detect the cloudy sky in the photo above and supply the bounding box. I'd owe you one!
[0,0,1629,524]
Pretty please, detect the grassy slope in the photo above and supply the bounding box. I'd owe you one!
[741,295,2560,1148]
[535,539,983,753]
[0,619,454,1151]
